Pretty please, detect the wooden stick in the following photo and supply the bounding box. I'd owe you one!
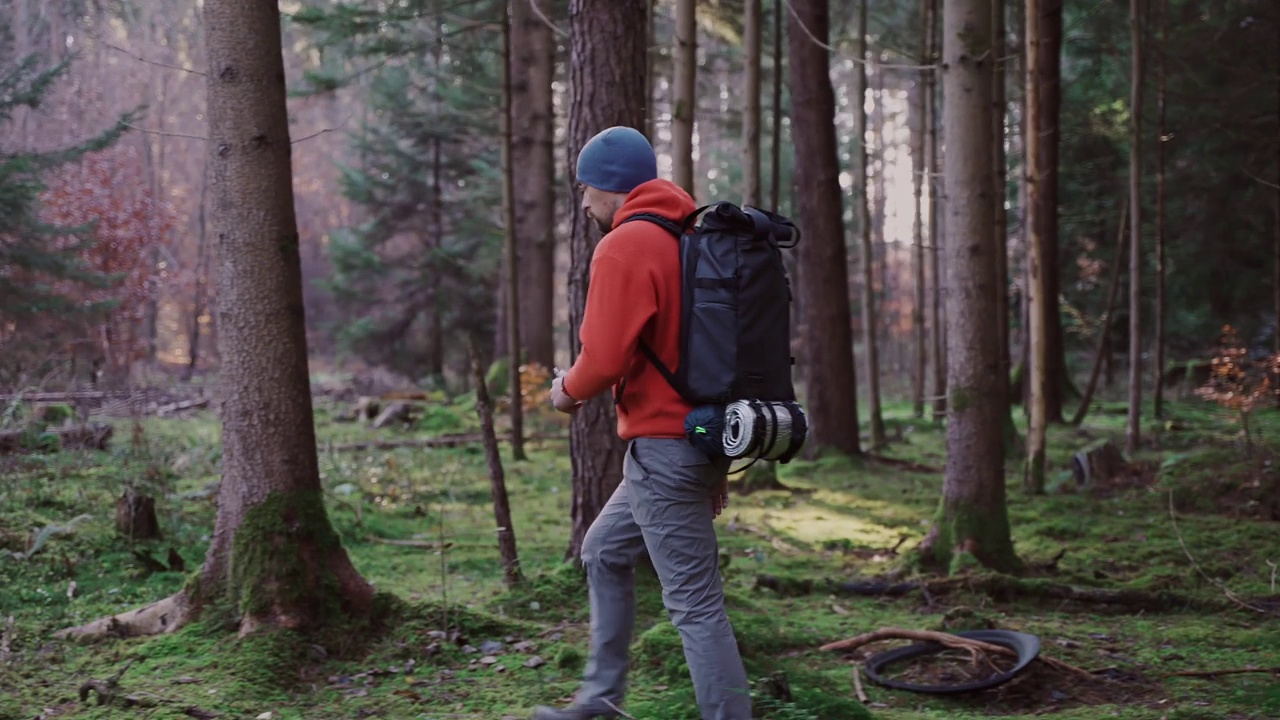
[1168,666,1280,679]
[852,664,868,702]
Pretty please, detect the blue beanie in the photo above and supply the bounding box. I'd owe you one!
[576,126,658,194]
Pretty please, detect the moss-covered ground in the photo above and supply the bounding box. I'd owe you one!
[1,389,1278,719]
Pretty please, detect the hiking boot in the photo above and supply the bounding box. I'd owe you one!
[529,705,615,720]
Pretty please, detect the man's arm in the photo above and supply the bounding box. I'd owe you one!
[562,253,657,402]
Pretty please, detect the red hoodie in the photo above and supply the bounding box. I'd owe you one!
[562,179,695,440]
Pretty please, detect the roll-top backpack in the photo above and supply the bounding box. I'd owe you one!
[621,201,808,465]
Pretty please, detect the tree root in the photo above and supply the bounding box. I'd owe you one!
[54,592,191,640]
[754,571,1250,614]
[820,627,1095,680]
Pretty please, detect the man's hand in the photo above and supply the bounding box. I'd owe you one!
[550,368,583,414]
[711,473,729,518]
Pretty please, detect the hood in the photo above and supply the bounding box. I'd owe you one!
[611,179,697,229]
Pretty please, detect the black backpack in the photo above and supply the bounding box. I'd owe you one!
[621,202,808,463]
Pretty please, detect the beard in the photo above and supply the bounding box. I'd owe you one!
[593,215,613,234]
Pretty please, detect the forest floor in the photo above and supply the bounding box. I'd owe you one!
[2,388,1279,720]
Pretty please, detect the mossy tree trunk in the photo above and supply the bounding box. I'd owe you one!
[564,0,646,560]
[56,0,374,640]
[922,0,1021,574]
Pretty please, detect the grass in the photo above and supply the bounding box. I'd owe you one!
[1,388,1278,719]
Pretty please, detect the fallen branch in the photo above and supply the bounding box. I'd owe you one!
[54,592,190,640]
[820,627,1094,679]
[0,423,113,454]
[852,664,868,702]
[1168,666,1280,679]
[364,536,453,550]
[754,571,1244,613]
[154,399,209,416]
[78,659,135,705]
[1168,490,1275,615]
[326,432,566,453]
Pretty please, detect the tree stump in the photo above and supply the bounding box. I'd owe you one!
[116,487,161,541]
[1068,440,1128,490]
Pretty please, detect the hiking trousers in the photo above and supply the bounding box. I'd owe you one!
[576,437,753,720]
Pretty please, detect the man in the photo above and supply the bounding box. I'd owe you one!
[535,126,753,720]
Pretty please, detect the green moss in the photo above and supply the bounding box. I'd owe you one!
[928,497,1022,574]
[227,490,350,625]
[950,386,974,413]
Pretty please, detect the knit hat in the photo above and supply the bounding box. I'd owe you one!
[575,126,658,194]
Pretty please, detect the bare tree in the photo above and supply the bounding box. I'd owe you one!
[672,0,696,194]
[855,0,885,448]
[501,0,526,461]
[1152,0,1167,420]
[789,0,861,456]
[744,0,762,207]
[923,0,1020,573]
[912,0,929,419]
[564,0,647,560]
[1025,0,1048,493]
[1126,0,1144,457]
[928,0,947,422]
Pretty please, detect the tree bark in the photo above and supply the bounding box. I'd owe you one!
[1024,0,1048,493]
[1037,0,1066,423]
[928,0,947,422]
[501,0,526,461]
[198,0,375,632]
[564,0,645,560]
[855,0,885,449]
[925,0,1020,573]
[1126,0,1144,457]
[743,0,762,207]
[1152,0,1167,420]
[511,0,558,372]
[672,0,697,195]
[789,0,861,456]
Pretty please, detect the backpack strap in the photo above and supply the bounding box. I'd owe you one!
[615,208,711,406]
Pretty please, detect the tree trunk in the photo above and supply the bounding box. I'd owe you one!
[1037,0,1066,423]
[743,0,762,207]
[199,0,375,632]
[1152,0,1167,420]
[645,0,656,140]
[672,0,696,195]
[789,0,861,456]
[1125,0,1144,457]
[855,0,885,449]
[184,172,209,382]
[912,2,928,419]
[511,0,558,372]
[928,0,947,422]
[924,0,1020,573]
[501,0,526,461]
[54,0,378,640]
[564,0,645,560]
[770,0,784,211]
[993,0,1016,452]
[1024,0,1048,494]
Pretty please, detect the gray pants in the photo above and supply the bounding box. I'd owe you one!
[576,437,753,719]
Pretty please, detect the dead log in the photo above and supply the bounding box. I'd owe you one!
[1068,440,1129,490]
[154,399,209,416]
[755,572,1243,614]
[116,487,161,541]
[0,423,113,455]
[370,401,414,429]
[326,432,566,453]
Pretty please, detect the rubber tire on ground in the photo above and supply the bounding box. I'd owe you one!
[862,629,1041,694]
